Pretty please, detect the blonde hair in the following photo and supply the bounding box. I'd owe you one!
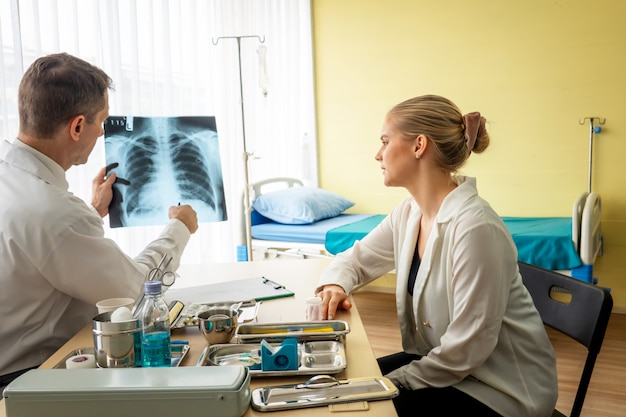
[388,95,489,173]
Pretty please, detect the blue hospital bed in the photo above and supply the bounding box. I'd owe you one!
[249,179,602,283]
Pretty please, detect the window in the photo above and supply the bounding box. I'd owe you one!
[0,0,317,263]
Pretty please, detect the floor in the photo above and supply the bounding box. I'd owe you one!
[352,290,626,417]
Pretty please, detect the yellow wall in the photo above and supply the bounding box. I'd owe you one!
[311,0,626,309]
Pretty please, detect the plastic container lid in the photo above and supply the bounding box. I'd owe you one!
[144,280,162,294]
[306,296,322,306]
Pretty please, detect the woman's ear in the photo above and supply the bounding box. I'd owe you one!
[414,134,428,159]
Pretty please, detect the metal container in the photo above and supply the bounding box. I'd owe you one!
[251,374,398,411]
[235,320,350,344]
[92,311,141,368]
[197,340,347,377]
[52,345,190,368]
[198,306,239,345]
[3,367,251,417]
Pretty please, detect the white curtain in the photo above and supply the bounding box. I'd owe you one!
[0,0,318,264]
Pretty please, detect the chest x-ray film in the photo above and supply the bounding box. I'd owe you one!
[104,116,227,228]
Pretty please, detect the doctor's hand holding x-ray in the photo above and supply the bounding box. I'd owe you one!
[92,164,198,233]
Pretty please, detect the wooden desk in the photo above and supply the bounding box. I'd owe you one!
[1,259,397,417]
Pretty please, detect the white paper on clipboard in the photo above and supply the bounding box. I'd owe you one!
[163,276,294,305]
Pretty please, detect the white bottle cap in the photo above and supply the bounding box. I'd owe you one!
[306,296,322,305]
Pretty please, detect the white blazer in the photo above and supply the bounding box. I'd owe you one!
[319,176,558,417]
[0,138,190,376]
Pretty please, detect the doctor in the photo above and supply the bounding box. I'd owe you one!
[316,95,558,417]
[0,53,198,391]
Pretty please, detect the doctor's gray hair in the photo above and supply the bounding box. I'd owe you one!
[18,53,113,138]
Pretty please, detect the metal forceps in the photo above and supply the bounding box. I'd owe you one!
[131,254,175,317]
[148,253,176,287]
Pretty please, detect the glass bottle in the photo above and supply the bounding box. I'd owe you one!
[140,280,171,367]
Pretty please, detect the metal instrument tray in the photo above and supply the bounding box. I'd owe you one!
[235,320,350,344]
[250,374,399,411]
[52,344,190,368]
[197,341,346,377]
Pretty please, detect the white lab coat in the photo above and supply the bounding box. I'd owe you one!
[318,176,558,417]
[0,138,190,376]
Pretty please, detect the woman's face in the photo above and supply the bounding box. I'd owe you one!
[375,115,418,187]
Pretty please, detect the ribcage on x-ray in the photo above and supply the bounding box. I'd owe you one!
[168,134,217,210]
[124,135,159,216]
[104,115,227,228]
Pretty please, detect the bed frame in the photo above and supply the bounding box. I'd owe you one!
[248,178,603,283]
[570,191,603,282]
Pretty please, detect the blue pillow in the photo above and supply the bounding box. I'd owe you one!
[252,186,354,224]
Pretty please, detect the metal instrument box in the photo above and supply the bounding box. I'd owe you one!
[251,374,398,411]
[3,366,250,417]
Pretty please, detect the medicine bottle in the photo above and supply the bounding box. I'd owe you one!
[306,296,323,321]
[140,281,171,367]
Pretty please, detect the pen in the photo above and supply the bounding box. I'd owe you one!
[114,177,131,185]
[171,340,189,345]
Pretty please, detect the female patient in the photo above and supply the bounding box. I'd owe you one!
[316,95,558,417]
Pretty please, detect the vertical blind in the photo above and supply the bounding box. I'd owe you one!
[0,0,317,263]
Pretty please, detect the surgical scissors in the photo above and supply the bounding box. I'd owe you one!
[148,253,176,287]
[131,254,176,316]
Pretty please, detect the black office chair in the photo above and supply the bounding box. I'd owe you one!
[518,262,613,417]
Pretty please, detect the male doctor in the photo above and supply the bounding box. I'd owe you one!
[0,53,198,392]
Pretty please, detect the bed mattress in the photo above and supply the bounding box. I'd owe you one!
[252,214,582,272]
[250,214,374,244]
[501,217,580,271]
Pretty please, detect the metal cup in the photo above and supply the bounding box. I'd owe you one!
[92,311,141,368]
[198,306,239,345]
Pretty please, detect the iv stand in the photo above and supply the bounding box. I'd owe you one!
[212,35,265,261]
[578,116,606,193]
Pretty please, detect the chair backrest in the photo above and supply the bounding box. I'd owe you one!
[518,262,613,417]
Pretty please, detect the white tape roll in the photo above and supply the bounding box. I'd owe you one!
[65,354,96,369]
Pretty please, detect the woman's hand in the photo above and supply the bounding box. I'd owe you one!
[317,284,352,320]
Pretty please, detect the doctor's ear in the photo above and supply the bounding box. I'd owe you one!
[69,115,85,139]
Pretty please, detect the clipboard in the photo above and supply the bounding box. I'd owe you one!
[163,276,294,305]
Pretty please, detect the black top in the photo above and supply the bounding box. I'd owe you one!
[408,238,421,296]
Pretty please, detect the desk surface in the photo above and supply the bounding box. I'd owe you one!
[1,259,397,417]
